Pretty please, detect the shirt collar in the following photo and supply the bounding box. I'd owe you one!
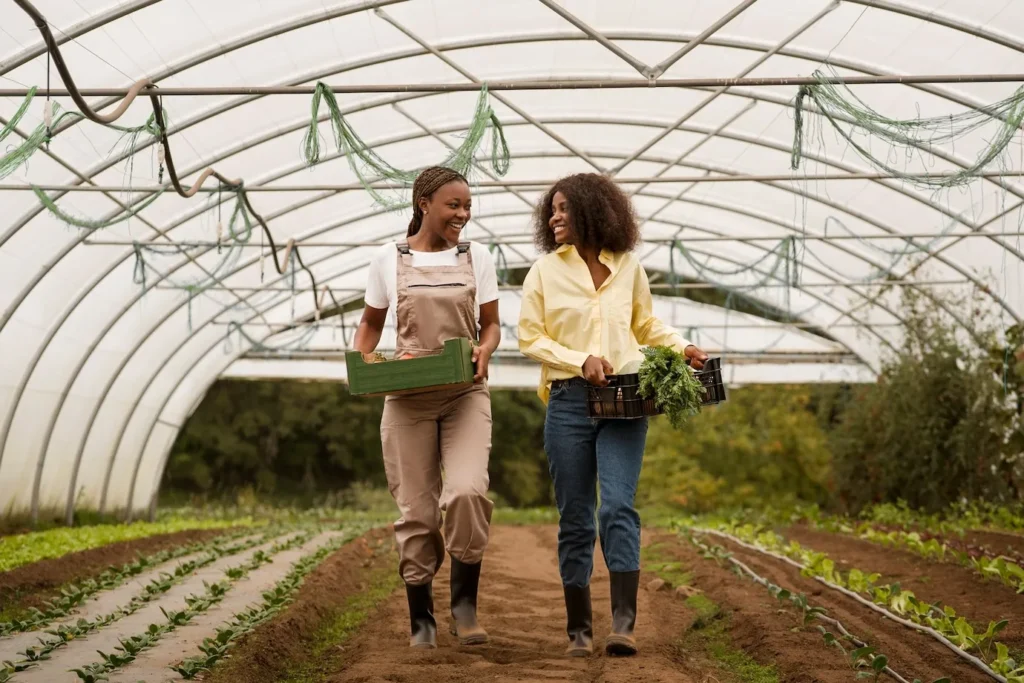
[556,244,621,281]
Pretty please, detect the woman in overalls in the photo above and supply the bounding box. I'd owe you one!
[517,173,707,657]
[353,166,501,649]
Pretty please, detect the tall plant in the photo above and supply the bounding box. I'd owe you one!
[830,290,1020,513]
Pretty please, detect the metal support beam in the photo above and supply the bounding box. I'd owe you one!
[154,279,973,293]
[3,71,1023,97]
[535,0,650,76]
[84,230,1024,248]
[3,169,1018,193]
[610,0,839,175]
[648,0,762,78]
[373,7,606,172]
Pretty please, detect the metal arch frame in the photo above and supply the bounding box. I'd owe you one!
[5,22,1022,248]
[1,25,1018,330]
[4,120,1002,515]
[0,6,1015,511]
[114,228,892,520]
[2,106,1004,491]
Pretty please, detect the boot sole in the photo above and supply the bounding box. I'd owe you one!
[566,647,592,657]
[604,636,637,656]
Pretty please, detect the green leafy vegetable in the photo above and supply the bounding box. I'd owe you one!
[637,346,705,428]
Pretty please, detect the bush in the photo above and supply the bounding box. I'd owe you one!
[829,291,1021,513]
[638,385,834,512]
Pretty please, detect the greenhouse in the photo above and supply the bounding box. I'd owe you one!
[0,1,1023,680]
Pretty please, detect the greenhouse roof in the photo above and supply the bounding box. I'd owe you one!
[0,0,1022,521]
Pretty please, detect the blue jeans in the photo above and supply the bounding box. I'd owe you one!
[544,378,648,588]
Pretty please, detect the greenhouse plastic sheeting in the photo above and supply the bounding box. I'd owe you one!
[0,0,1022,520]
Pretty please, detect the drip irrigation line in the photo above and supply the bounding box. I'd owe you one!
[689,532,915,683]
[695,527,1005,683]
[13,0,342,319]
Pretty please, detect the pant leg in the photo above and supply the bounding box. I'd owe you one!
[595,416,648,573]
[381,394,444,585]
[544,380,598,587]
[438,384,494,564]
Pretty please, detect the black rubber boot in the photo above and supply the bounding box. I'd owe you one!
[563,584,593,657]
[605,570,639,656]
[449,557,488,645]
[405,582,437,649]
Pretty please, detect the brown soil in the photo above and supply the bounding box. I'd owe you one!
[709,533,993,683]
[784,525,1024,652]
[647,531,853,683]
[312,525,703,683]
[205,525,397,683]
[0,527,229,615]
[960,529,1024,560]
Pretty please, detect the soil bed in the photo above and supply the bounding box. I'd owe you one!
[0,527,229,617]
[785,525,1024,653]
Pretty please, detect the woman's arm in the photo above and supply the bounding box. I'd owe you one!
[352,304,388,361]
[473,300,501,382]
[630,262,708,367]
[517,265,591,375]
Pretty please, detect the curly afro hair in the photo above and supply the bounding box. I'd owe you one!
[532,173,641,254]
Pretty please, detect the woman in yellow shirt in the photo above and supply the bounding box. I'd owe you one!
[518,173,707,658]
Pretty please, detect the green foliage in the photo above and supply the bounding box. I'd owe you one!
[638,386,833,512]
[829,291,1021,513]
[0,517,250,573]
[164,382,552,510]
[638,345,705,428]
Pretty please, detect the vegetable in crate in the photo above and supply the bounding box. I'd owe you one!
[637,345,706,428]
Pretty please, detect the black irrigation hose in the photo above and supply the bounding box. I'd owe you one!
[14,0,344,318]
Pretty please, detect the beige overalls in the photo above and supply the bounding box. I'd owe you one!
[380,242,494,586]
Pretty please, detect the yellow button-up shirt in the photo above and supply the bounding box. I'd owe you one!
[518,244,692,403]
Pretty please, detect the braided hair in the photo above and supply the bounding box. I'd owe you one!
[407,166,469,237]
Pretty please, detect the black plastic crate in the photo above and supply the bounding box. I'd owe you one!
[586,356,726,419]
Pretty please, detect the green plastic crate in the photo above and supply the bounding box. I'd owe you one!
[345,337,476,397]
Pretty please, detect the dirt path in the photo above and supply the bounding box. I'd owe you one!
[326,525,697,683]
[784,526,1024,652]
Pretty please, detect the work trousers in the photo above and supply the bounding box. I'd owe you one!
[381,382,494,585]
[544,378,648,588]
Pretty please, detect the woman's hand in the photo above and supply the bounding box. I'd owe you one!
[472,344,493,383]
[582,355,614,386]
[684,344,709,370]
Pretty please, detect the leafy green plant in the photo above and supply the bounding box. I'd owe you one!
[0,517,254,573]
[637,345,705,428]
[692,518,1017,679]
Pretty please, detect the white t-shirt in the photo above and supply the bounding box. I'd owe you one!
[364,241,500,322]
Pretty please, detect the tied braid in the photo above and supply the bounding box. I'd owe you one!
[407,166,468,237]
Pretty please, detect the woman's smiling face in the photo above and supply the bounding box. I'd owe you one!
[549,191,571,245]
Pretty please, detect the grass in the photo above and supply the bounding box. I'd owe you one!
[684,613,779,683]
[281,565,402,683]
[0,517,256,572]
[643,540,778,683]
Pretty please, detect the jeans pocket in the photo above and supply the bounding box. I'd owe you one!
[549,381,569,401]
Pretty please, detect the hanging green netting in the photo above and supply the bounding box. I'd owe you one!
[223,319,318,354]
[35,185,166,229]
[791,68,1024,188]
[302,81,511,207]
[2,88,165,182]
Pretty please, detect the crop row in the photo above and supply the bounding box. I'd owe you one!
[0,525,260,636]
[172,523,372,679]
[688,519,1016,681]
[62,529,323,683]
[0,518,256,573]
[0,527,313,682]
[682,528,950,683]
